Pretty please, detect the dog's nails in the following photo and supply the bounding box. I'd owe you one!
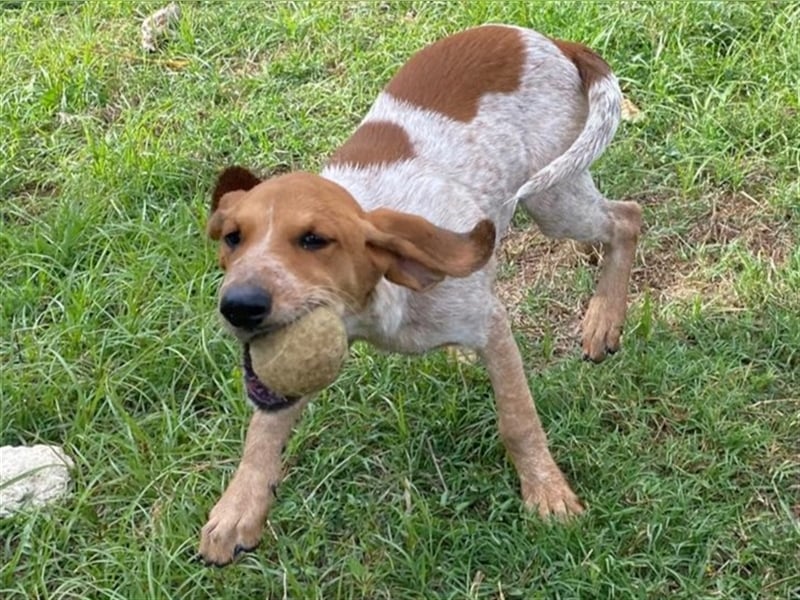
[583,351,604,364]
[204,557,231,569]
[192,551,230,568]
[233,543,258,559]
[606,346,618,355]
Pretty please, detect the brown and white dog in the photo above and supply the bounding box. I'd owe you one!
[199,25,642,565]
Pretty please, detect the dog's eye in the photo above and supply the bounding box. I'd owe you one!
[224,230,241,249]
[299,231,330,251]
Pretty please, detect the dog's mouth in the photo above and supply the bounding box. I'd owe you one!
[230,300,340,343]
[233,300,343,410]
[241,344,300,411]
[228,319,284,343]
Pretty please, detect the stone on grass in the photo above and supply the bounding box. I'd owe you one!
[141,2,181,52]
[0,444,74,518]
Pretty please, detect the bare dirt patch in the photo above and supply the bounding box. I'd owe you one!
[1,181,60,225]
[495,192,796,356]
[688,193,795,263]
[495,227,586,357]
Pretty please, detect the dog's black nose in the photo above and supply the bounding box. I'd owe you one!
[220,285,272,329]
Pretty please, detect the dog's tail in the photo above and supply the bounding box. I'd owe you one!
[510,41,622,203]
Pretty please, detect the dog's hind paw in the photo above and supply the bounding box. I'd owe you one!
[581,295,626,362]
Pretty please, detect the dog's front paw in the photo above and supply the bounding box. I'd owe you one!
[581,295,626,362]
[197,485,271,567]
[521,465,584,519]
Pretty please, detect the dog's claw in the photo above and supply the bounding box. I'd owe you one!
[193,551,229,568]
[582,351,605,364]
[198,482,269,568]
[233,543,258,559]
[521,464,584,519]
[190,548,227,568]
[581,296,626,362]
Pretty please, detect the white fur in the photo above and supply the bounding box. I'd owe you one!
[322,26,622,354]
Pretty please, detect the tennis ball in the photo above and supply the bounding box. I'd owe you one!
[248,307,348,398]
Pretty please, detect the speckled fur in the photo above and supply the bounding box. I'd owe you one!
[323,27,625,354]
[198,24,642,566]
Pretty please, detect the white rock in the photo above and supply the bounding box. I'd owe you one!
[0,445,74,518]
[141,2,182,52]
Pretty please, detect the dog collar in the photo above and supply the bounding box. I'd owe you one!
[242,345,299,411]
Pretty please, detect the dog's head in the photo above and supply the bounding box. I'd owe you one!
[207,166,495,340]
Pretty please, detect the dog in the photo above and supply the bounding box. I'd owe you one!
[198,24,642,566]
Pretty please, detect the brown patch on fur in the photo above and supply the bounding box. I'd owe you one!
[551,39,611,90]
[365,210,495,290]
[385,25,524,122]
[211,166,262,213]
[327,121,415,169]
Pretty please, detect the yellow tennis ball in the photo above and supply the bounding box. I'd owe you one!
[248,307,348,398]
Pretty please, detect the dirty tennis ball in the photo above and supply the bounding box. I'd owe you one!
[249,307,348,398]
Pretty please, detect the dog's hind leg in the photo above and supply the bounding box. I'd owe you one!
[521,171,642,362]
[478,302,584,517]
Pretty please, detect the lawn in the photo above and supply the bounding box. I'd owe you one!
[1,1,798,598]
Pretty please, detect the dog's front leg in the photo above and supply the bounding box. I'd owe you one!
[198,399,307,566]
[479,303,584,518]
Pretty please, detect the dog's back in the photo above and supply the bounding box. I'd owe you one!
[323,25,621,238]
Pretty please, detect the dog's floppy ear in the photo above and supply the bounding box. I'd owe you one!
[207,166,262,239]
[363,208,496,291]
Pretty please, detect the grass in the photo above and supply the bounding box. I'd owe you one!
[1,0,798,598]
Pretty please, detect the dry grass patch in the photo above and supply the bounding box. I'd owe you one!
[495,226,585,357]
[496,192,796,355]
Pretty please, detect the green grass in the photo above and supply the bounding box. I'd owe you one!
[1,0,799,598]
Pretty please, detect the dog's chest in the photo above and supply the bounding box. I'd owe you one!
[343,268,496,354]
